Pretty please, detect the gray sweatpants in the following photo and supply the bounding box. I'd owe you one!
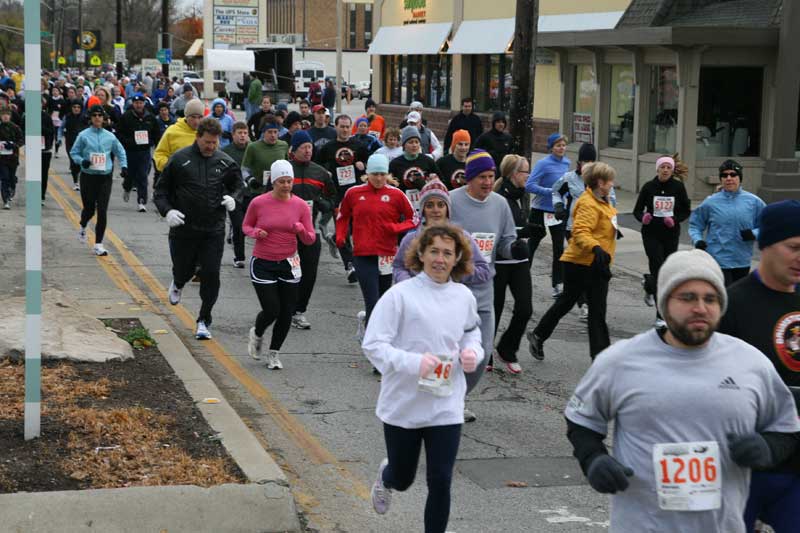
[466,307,494,395]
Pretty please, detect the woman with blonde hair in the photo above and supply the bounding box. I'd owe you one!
[528,162,618,361]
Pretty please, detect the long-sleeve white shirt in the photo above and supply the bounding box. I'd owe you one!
[362,272,484,429]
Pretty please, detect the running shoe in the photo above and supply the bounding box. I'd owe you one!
[371,458,392,515]
[495,350,522,374]
[248,327,263,360]
[2,202,10,210]
[579,304,589,321]
[292,312,311,330]
[644,293,655,307]
[168,281,182,305]
[346,264,358,284]
[41,200,45,206]
[93,243,109,256]
[324,233,339,259]
[463,408,477,423]
[356,310,366,340]
[73,183,80,191]
[78,227,87,243]
[551,284,563,299]
[232,259,245,268]
[137,203,147,213]
[527,330,545,361]
[266,349,283,369]
[195,321,212,340]
[122,190,130,203]
[654,318,666,328]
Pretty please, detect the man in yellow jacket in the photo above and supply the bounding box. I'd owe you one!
[153,99,205,172]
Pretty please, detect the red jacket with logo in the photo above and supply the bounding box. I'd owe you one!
[335,182,417,257]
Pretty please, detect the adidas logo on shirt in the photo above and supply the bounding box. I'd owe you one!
[358,196,366,201]
[718,377,740,390]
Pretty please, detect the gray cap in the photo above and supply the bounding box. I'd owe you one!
[400,125,421,146]
[657,249,728,318]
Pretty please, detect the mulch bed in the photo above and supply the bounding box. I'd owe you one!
[0,318,246,493]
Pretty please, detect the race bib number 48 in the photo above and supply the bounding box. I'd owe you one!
[417,354,455,397]
[653,441,721,511]
[472,232,496,260]
[653,196,675,218]
[378,255,394,276]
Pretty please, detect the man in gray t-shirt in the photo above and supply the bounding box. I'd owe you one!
[565,250,800,533]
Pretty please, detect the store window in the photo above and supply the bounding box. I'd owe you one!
[470,55,513,112]
[697,67,763,158]
[349,4,357,49]
[365,4,373,47]
[648,65,678,154]
[381,54,450,108]
[608,64,635,149]
[573,64,596,144]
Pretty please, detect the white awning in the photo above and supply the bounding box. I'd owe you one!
[185,38,203,58]
[448,18,515,55]
[204,48,255,72]
[446,11,626,54]
[367,22,452,55]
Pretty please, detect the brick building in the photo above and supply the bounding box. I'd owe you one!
[264,0,373,51]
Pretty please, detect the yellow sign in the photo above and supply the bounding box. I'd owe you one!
[90,54,102,66]
[58,56,66,65]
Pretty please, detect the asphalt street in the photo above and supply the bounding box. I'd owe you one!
[16,100,685,532]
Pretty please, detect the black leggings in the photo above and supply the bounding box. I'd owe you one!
[41,152,52,200]
[250,257,299,351]
[295,237,321,314]
[528,208,566,287]
[492,261,533,363]
[642,231,680,317]
[382,423,462,533]
[79,172,113,243]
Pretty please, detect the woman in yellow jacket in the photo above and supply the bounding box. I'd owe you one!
[527,162,617,361]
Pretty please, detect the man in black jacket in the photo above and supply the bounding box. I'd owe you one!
[118,93,160,211]
[154,118,243,340]
[443,97,483,151]
[475,112,513,168]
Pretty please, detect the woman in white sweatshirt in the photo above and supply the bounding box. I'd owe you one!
[362,223,484,533]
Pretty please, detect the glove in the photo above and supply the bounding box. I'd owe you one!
[695,240,708,250]
[3,141,15,149]
[460,349,478,373]
[586,455,634,494]
[419,352,440,378]
[220,195,235,212]
[729,433,773,469]
[510,239,529,260]
[247,176,262,189]
[292,221,305,234]
[641,212,653,225]
[592,246,611,268]
[740,229,756,241]
[165,209,185,228]
[81,159,91,169]
[663,216,675,229]
[553,203,568,222]
[516,224,532,239]
[120,167,128,178]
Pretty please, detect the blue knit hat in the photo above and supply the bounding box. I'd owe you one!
[758,200,800,250]
[547,132,567,151]
[464,150,496,181]
[366,154,389,174]
[291,130,313,151]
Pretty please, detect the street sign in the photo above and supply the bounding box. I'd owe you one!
[168,59,184,80]
[75,49,86,63]
[141,58,161,75]
[89,54,102,66]
[114,43,126,63]
[58,56,66,65]
[156,48,172,64]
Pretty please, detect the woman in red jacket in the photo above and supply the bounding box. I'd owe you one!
[336,153,417,329]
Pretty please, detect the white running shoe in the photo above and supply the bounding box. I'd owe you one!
[551,284,563,299]
[248,327,263,360]
[266,349,283,369]
[168,281,182,305]
[292,312,311,330]
[356,310,366,340]
[78,227,87,243]
[195,321,212,340]
[137,203,147,212]
[463,408,477,423]
[232,259,245,268]
[122,190,130,203]
[3,201,10,210]
[644,293,655,307]
[73,183,80,191]
[371,458,392,515]
[654,318,667,328]
[579,304,589,321]
[93,243,108,256]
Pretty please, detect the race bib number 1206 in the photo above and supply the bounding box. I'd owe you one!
[653,441,721,511]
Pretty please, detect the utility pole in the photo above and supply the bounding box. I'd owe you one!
[116,0,123,77]
[162,0,170,78]
[77,0,82,64]
[509,0,539,156]
[335,0,343,114]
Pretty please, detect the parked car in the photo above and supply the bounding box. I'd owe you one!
[355,81,371,99]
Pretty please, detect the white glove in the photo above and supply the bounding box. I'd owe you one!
[221,195,236,212]
[165,209,185,228]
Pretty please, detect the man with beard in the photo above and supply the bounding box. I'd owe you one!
[565,249,800,533]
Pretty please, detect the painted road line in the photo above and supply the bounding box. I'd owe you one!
[50,171,371,501]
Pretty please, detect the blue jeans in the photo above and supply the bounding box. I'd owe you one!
[382,423,462,533]
[351,255,392,324]
[744,471,800,532]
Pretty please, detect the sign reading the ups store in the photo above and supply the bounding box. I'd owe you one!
[71,30,102,51]
[404,0,426,22]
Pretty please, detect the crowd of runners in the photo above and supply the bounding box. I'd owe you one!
[2,64,799,533]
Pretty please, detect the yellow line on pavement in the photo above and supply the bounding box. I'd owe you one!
[49,171,370,501]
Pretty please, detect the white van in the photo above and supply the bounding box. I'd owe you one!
[294,61,325,100]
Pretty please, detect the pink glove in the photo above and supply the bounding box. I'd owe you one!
[460,349,478,373]
[419,353,440,378]
[641,213,653,225]
[663,216,675,229]
[292,222,306,234]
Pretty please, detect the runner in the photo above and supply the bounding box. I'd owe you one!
[388,126,439,212]
[352,117,383,155]
[335,153,416,333]
[565,249,800,533]
[63,98,86,190]
[246,95,273,141]
[436,129,469,190]
[117,93,160,212]
[153,118,243,340]
[449,150,524,421]
[374,127,402,161]
[208,98,234,148]
[689,159,765,285]
[308,104,336,152]
[222,121,251,268]
[241,115,289,212]
[38,95,56,205]
[719,200,800,533]
[363,223,484,533]
[0,104,23,209]
[153,98,205,173]
[69,104,128,256]
[526,132,570,298]
[243,160,316,369]
[351,98,386,140]
[633,155,691,326]
[527,162,618,360]
[474,112,513,168]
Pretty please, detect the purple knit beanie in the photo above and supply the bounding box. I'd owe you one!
[464,150,496,181]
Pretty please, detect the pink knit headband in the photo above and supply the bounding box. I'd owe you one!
[656,157,675,171]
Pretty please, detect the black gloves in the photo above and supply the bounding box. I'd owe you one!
[695,240,707,250]
[120,167,128,178]
[4,141,15,149]
[510,239,529,260]
[81,159,91,169]
[554,202,568,221]
[592,246,612,281]
[586,455,634,494]
[740,229,756,241]
[729,433,773,469]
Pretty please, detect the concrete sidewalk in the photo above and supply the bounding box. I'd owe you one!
[0,162,300,532]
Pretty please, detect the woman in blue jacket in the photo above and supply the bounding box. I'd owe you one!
[526,132,570,297]
[209,98,234,147]
[689,159,765,285]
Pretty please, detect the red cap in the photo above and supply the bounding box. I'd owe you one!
[312,104,326,114]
